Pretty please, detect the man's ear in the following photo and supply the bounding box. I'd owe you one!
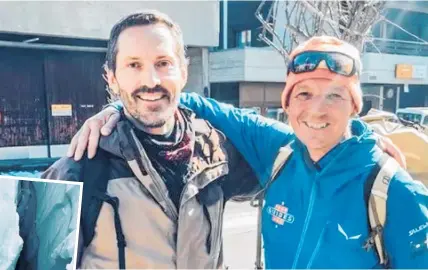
[104,65,119,95]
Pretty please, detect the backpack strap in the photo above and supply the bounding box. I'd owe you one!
[251,141,294,202]
[364,153,399,267]
[271,144,294,182]
[252,141,294,270]
[77,150,113,266]
[79,150,128,269]
[79,150,110,246]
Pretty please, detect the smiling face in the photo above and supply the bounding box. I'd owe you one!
[285,78,355,161]
[106,23,187,133]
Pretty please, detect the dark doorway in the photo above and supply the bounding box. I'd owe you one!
[44,50,107,145]
[210,82,240,107]
[0,48,48,147]
[0,47,108,155]
[399,85,428,108]
[382,85,399,113]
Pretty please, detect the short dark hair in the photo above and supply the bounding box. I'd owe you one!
[105,10,187,72]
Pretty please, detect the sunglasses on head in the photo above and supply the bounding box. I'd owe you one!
[287,51,359,77]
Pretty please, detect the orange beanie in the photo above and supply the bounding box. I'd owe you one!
[281,36,363,114]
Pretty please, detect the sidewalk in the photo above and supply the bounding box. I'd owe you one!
[223,202,261,269]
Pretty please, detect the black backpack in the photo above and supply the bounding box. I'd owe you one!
[76,150,127,269]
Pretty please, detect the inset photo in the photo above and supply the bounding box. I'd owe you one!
[0,175,82,270]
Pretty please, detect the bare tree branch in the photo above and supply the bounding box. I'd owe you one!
[325,3,341,37]
[364,36,383,55]
[254,0,417,62]
[300,7,311,37]
[315,2,326,36]
[298,0,363,40]
[288,1,298,20]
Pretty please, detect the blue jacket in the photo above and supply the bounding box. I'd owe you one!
[181,93,428,269]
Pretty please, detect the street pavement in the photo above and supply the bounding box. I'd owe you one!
[223,201,260,269]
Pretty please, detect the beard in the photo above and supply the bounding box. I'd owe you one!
[119,84,179,129]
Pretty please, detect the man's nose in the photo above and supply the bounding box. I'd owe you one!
[141,66,161,88]
[308,95,329,115]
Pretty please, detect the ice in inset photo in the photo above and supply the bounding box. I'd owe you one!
[0,175,82,270]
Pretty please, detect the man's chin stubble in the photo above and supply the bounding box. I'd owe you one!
[127,110,176,134]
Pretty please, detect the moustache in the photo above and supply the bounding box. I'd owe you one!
[131,85,170,99]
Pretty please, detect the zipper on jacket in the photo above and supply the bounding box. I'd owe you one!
[291,182,317,269]
[130,131,179,220]
[139,157,178,220]
[152,169,179,219]
[177,167,226,268]
[178,162,228,208]
[306,223,327,268]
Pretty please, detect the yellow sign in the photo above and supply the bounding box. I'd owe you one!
[51,104,72,116]
[395,64,413,79]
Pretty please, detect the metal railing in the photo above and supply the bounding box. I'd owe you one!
[364,38,428,57]
[212,37,428,58]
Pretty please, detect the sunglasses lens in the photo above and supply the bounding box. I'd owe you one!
[290,51,356,76]
[292,52,323,73]
[325,53,354,76]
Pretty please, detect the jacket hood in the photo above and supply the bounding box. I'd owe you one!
[98,119,135,160]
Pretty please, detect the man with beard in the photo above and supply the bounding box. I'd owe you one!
[42,10,260,269]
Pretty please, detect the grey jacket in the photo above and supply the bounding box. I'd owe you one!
[43,108,260,269]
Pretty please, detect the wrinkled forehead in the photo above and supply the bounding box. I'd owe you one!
[116,24,178,60]
[293,79,352,94]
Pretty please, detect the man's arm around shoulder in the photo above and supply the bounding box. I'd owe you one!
[181,92,294,185]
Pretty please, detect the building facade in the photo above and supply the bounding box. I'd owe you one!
[2,0,428,160]
[210,0,428,120]
[0,1,219,159]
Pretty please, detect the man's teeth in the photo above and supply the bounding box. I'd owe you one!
[304,122,329,129]
[138,93,164,101]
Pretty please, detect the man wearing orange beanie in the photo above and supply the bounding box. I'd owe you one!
[68,36,427,269]
[178,36,427,269]
[281,36,363,114]
[281,36,366,162]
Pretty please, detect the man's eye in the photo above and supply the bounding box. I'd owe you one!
[296,92,312,100]
[129,62,141,69]
[156,60,171,68]
[327,93,344,100]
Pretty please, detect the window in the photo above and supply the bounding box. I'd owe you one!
[266,108,279,120]
[414,114,422,123]
[423,116,428,126]
[266,108,288,123]
[397,112,423,124]
[243,107,261,115]
[237,30,251,48]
